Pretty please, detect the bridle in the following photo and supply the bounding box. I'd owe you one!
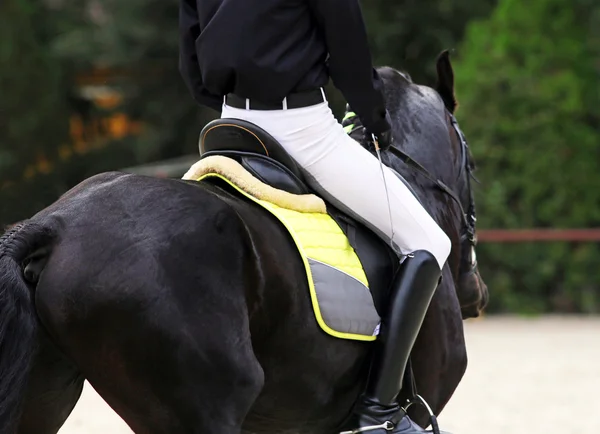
[345,105,479,269]
[448,111,478,250]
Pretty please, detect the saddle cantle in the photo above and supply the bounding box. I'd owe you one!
[197,118,399,318]
[200,119,308,195]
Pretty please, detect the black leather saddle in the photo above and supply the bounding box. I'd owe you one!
[198,118,399,313]
[200,119,309,196]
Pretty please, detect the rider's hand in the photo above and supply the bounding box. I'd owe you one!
[343,104,393,150]
[373,128,392,150]
[369,111,393,150]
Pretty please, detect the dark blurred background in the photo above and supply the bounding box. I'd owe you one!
[1,0,599,314]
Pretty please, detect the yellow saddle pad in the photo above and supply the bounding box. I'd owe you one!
[183,156,381,341]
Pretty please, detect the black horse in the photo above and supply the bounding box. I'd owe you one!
[0,52,487,434]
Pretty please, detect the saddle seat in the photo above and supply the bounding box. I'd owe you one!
[199,118,398,315]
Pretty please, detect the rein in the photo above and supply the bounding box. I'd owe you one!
[342,108,478,250]
[387,112,477,247]
[387,146,471,236]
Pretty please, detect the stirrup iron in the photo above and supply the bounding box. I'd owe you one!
[339,420,395,434]
[402,395,442,434]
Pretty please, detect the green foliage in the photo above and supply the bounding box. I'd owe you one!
[0,0,69,182]
[453,0,600,313]
[0,0,206,224]
[0,0,74,224]
[49,0,211,162]
[363,0,497,84]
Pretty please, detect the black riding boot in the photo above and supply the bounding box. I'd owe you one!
[339,250,447,434]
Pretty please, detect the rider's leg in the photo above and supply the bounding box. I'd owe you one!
[293,133,450,269]
[340,250,447,434]
[221,100,451,433]
[221,101,451,268]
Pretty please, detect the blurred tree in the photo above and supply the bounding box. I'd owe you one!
[48,0,498,161]
[0,0,142,224]
[453,0,600,313]
[325,0,498,116]
[363,0,497,85]
[50,0,210,163]
[0,0,68,183]
[0,0,72,224]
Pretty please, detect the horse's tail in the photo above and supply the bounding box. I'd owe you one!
[0,221,55,432]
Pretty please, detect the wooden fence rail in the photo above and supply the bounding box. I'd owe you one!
[477,229,600,243]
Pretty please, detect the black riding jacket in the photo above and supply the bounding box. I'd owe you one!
[179,0,390,134]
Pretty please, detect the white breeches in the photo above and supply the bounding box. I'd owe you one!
[220,100,451,269]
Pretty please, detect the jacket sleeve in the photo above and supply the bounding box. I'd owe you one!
[307,0,390,135]
[178,0,223,112]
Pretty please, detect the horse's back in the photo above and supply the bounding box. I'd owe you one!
[30,171,272,432]
[32,170,265,325]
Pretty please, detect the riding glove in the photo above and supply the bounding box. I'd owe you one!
[343,104,393,150]
[373,127,393,150]
[370,111,393,150]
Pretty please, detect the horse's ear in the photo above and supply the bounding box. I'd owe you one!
[435,50,458,113]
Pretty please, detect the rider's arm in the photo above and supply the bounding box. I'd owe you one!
[307,0,390,135]
[179,0,223,112]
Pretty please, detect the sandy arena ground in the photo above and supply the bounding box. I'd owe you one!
[58,315,600,434]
